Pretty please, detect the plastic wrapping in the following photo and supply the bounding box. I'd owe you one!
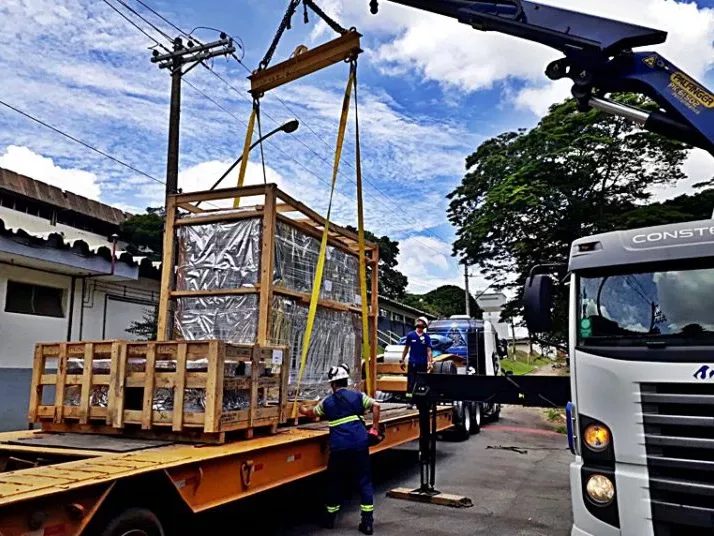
[274,221,360,306]
[172,216,364,402]
[270,296,361,400]
[176,217,262,291]
[174,295,259,343]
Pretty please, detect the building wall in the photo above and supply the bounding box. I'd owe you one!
[0,263,159,431]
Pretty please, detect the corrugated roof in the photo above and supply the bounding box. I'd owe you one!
[0,215,159,277]
[0,167,127,225]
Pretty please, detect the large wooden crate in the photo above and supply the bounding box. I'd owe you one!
[158,183,380,397]
[29,340,289,443]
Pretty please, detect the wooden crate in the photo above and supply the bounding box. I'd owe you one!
[158,183,379,396]
[29,340,289,443]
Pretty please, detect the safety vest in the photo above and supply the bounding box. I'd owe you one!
[319,388,370,452]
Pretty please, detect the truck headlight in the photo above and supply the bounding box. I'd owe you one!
[583,423,610,452]
[586,474,615,505]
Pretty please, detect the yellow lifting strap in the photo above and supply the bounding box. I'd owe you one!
[233,101,259,208]
[291,63,358,419]
[353,66,372,398]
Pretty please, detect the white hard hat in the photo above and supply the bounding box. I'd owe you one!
[416,316,429,327]
[328,363,350,382]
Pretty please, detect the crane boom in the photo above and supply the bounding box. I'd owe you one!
[370,0,714,154]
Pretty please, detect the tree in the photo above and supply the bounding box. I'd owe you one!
[126,307,158,341]
[403,285,483,319]
[448,95,689,339]
[345,226,409,299]
[120,207,164,257]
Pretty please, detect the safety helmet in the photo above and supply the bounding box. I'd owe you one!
[328,363,351,382]
[416,316,429,328]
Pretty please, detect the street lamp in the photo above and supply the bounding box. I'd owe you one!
[198,119,300,205]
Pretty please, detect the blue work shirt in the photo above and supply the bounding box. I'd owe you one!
[405,330,432,364]
[314,388,375,452]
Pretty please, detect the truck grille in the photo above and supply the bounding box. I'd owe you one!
[641,383,714,536]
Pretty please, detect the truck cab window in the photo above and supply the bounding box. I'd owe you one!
[577,267,714,346]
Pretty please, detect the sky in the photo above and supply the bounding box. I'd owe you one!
[1,0,714,295]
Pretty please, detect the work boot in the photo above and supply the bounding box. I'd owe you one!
[321,512,336,529]
[358,512,374,535]
[358,520,374,535]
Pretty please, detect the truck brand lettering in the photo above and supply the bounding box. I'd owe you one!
[631,226,714,244]
[693,365,714,380]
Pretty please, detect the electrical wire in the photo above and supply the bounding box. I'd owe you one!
[0,99,164,186]
[107,0,451,255]
[115,0,173,42]
[102,0,167,50]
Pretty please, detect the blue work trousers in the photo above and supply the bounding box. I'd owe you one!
[325,448,374,520]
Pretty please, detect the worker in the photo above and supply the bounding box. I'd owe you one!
[399,316,433,398]
[299,363,381,535]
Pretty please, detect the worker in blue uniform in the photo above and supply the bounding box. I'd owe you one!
[299,363,381,535]
[400,316,433,398]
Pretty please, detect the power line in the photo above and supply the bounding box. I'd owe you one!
[105,0,450,255]
[115,0,173,42]
[102,0,167,50]
[111,0,449,249]
[0,98,164,185]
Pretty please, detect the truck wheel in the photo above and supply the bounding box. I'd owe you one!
[100,508,164,536]
[470,403,482,435]
[452,401,470,441]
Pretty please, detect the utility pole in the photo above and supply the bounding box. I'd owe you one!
[152,35,235,198]
[152,35,234,340]
[464,262,471,318]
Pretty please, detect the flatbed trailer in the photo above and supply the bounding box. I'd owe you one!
[0,403,452,535]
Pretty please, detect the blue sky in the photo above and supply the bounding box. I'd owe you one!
[1,0,714,294]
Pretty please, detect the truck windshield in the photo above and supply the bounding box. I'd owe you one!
[578,267,714,346]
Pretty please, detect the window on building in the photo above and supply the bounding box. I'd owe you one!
[5,281,65,318]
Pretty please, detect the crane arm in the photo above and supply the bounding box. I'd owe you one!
[369,0,714,154]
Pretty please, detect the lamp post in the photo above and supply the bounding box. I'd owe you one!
[197,119,300,206]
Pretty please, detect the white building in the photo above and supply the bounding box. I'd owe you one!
[0,168,160,430]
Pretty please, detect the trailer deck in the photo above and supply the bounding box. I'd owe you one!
[0,404,452,535]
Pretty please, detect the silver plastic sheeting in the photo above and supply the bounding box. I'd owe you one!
[270,296,361,400]
[174,295,259,343]
[274,221,360,306]
[176,216,262,291]
[64,358,252,412]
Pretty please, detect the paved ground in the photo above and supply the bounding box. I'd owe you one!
[191,405,573,535]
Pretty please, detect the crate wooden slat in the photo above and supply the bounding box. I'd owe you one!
[29,340,289,444]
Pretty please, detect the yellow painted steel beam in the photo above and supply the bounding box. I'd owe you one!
[249,30,362,97]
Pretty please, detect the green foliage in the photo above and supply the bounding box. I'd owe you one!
[402,285,483,319]
[120,207,164,258]
[448,95,690,340]
[126,307,158,341]
[345,226,408,300]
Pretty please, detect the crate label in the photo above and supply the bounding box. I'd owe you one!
[221,412,244,424]
[272,349,283,365]
[355,294,362,305]
[324,279,333,292]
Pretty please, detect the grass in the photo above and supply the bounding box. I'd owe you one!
[546,407,567,435]
[499,359,536,376]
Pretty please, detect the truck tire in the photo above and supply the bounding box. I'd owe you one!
[433,361,456,375]
[470,402,482,435]
[100,508,164,536]
[453,401,470,441]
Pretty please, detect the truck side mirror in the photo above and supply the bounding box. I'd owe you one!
[523,274,554,333]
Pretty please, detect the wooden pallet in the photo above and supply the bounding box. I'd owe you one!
[29,340,289,443]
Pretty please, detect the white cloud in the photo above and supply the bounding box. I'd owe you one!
[326,0,714,114]
[397,235,460,293]
[648,148,714,201]
[0,145,102,200]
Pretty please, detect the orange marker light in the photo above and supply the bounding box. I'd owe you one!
[584,424,611,451]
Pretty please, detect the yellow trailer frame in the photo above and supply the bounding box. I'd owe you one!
[0,405,452,535]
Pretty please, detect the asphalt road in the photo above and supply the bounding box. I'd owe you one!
[191,405,573,535]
